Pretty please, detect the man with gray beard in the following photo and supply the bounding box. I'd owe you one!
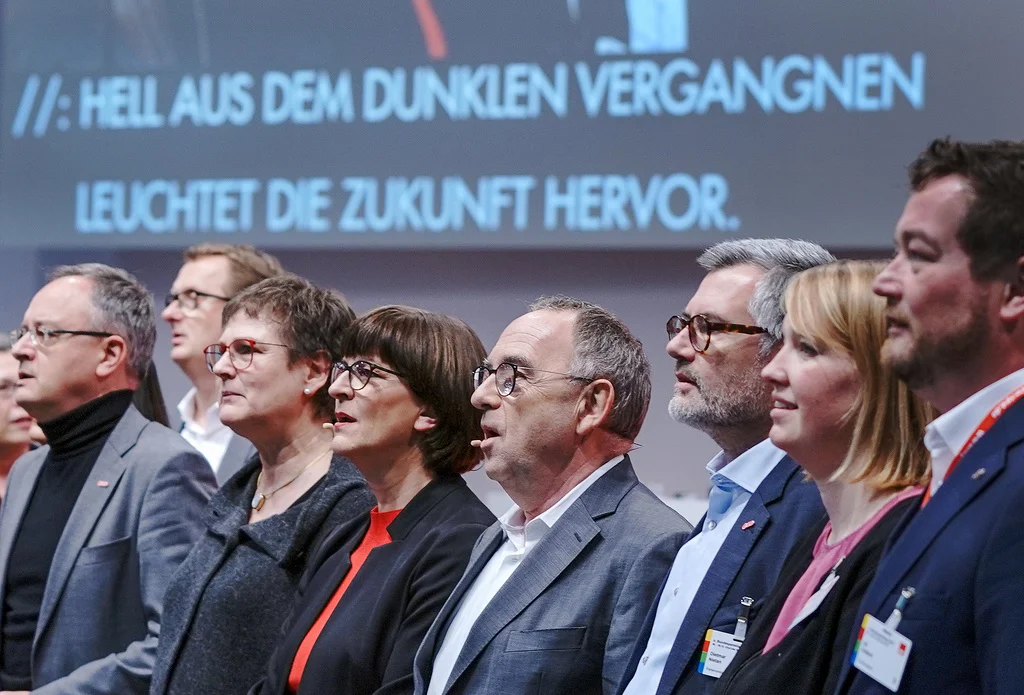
[616,239,832,695]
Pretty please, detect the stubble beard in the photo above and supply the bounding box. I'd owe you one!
[883,310,986,393]
[668,366,772,433]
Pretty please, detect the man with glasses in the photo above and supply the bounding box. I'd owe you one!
[161,243,281,484]
[617,238,833,695]
[0,338,33,501]
[413,296,691,695]
[0,264,214,695]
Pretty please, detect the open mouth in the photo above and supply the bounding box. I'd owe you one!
[771,395,797,410]
[334,412,356,424]
[480,424,500,440]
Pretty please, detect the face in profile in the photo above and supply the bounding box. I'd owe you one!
[761,318,860,477]
[469,310,583,487]
[163,256,234,373]
[874,176,994,390]
[667,264,773,432]
[0,352,34,459]
[327,356,434,468]
[12,276,112,423]
[209,314,312,436]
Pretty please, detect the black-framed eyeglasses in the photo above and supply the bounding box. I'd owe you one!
[330,360,403,391]
[10,326,115,349]
[666,314,767,354]
[472,362,594,398]
[165,290,232,311]
[204,338,290,373]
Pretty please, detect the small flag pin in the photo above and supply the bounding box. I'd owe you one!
[97,480,110,487]
[741,520,755,531]
[972,468,986,480]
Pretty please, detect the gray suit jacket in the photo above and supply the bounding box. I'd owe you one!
[0,404,216,695]
[412,456,692,695]
[216,434,257,486]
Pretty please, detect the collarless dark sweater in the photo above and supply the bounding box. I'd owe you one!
[0,390,134,690]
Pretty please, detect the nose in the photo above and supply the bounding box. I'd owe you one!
[872,258,903,302]
[328,370,355,401]
[210,350,235,380]
[666,330,696,362]
[761,348,788,386]
[470,376,499,411]
[161,298,182,323]
[11,331,33,361]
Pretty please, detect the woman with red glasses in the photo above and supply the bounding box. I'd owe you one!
[149,275,374,695]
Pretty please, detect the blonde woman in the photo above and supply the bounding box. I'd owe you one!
[715,260,933,695]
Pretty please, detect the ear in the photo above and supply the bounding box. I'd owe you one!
[302,350,333,395]
[1000,256,1024,323]
[413,407,438,434]
[94,336,129,380]
[575,379,615,437]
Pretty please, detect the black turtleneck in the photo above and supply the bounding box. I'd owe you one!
[0,390,134,690]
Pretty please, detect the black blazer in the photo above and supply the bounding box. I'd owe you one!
[251,475,494,695]
[714,494,922,695]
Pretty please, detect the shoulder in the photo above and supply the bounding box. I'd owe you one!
[616,480,692,531]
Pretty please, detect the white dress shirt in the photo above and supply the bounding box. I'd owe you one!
[176,388,234,476]
[621,439,785,695]
[923,366,1024,497]
[426,456,624,695]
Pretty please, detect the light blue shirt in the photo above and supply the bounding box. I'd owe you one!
[621,439,785,695]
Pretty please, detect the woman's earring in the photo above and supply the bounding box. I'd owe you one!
[303,388,311,395]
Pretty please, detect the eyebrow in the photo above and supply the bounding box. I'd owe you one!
[897,229,942,253]
[496,353,535,369]
[681,311,731,324]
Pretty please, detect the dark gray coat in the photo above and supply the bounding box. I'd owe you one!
[149,454,373,695]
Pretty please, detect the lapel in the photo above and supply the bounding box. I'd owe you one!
[218,435,257,485]
[34,406,146,647]
[442,457,638,694]
[859,403,1024,615]
[655,455,801,695]
[0,449,47,620]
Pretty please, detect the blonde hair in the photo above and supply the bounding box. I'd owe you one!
[784,260,933,491]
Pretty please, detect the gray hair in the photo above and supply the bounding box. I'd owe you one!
[530,295,651,441]
[0,334,12,353]
[698,239,836,354]
[48,263,156,380]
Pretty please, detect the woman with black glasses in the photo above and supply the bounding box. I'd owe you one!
[149,275,374,695]
[251,305,494,695]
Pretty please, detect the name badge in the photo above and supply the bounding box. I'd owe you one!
[851,614,913,692]
[788,571,840,630]
[698,629,742,678]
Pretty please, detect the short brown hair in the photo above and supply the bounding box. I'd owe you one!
[184,244,283,295]
[784,261,934,492]
[909,138,1024,280]
[223,275,355,419]
[339,306,486,476]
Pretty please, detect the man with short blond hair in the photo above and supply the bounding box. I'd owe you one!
[162,244,282,483]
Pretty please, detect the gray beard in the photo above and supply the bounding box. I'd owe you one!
[668,377,770,431]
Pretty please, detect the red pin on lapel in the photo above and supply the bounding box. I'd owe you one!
[741,520,755,531]
[97,481,110,487]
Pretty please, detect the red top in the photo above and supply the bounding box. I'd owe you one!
[287,506,402,692]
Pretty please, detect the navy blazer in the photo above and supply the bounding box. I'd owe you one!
[834,398,1024,695]
[617,454,825,695]
[251,476,494,695]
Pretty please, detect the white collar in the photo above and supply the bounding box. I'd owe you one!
[925,366,1024,464]
[498,455,624,548]
[705,438,786,495]
[176,387,227,432]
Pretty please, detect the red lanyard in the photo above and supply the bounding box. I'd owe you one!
[921,382,1024,506]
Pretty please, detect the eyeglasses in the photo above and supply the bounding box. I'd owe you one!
[666,314,767,354]
[10,326,115,349]
[165,290,232,312]
[330,360,403,391]
[472,362,594,398]
[204,338,290,373]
